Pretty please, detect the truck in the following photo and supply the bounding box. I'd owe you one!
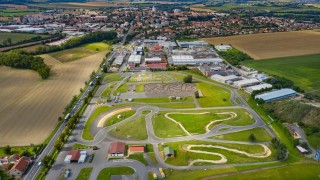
[64,113,71,121]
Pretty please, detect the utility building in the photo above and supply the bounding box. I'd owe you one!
[255,88,296,102]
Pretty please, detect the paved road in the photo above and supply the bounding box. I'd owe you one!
[45,71,280,180]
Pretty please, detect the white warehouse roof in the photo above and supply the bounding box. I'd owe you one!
[246,83,272,93]
[215,45,232,51]
[113,55,125,65]
[234,79,260,87]
[128,54,142,64]
[145,57,162,62]
[255,88,296,102]
[211,74,240,83]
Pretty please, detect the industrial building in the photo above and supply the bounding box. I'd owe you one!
[246,84,272,94]
[113,54,125,66]
[211,74,242,83]
[215,45,232,51]
[255,88,296,102]
[145,57,162,63]
[168,55,223,65]
[234,79,260,88]
[176,41,208,48]
[128,54,142,64]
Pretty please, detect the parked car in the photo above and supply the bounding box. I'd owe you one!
[37,162,42,166]
[93,146,98,150]
[64,169,70,178]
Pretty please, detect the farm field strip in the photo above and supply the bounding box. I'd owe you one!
[203,30,320,60]
[0,50,109,146]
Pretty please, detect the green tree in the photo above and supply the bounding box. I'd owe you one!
[249,133,256,142]
[42,155,51,167]
[195,91,199,98]
[7,38,12,46]
[4,145,11,155]
[183,75,192,83]
[54,139,63,151]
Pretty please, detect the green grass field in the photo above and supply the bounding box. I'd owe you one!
[101,84,115,98]
[72,143,91,149]
[0,32,49,44]
[113,84,129,95]
[155,103,196,109]
[104,73,123,83]
[219,163,320,180]
[0,9,40,17]
[196,82,232,107]
[153,109,255,137]
[97,167,134,180]
[109,116,148,140]
[167,112,230,134]
[135,84,145,92]
[49,42,111,63]
[76,168,93,180]
[160,140,275,166]
[212,128,273,142]
[242,54,320,96]
[0,146,36,157]
[153,112,187,138]
[132,97,193,103]
[105,110,136,127]
[129,73,171,82]
[128,154,148,165]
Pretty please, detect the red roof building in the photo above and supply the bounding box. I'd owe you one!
[128,146,145,154]
[108,142,126,157]
[9,156,31,178]
[146,63,167,70]
[68,150,81,162]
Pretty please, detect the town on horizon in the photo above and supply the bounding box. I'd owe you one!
[0,1,320,180]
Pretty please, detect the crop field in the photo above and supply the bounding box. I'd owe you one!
[0,9,40,17]
[48,42,111,63]
[242,53,320,96]
[203,31,320,60]
[0,32,49,44]
[0,50,109,146]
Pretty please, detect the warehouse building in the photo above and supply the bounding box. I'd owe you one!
[215,45,232,51]
[128,54,142,64]
[168,55,223,65]
[176,41,208,48]
[255,88,296,102]
[145,57,162,64]
[113,55,125,66]
[234,79,260,88]
[211,74,241,83]
[246,83,272,94]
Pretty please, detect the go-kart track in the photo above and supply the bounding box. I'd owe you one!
[43,72,278,180]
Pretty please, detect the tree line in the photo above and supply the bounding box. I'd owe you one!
[217,48,252,65]
[0,50,50,79]
[29,31,117,55]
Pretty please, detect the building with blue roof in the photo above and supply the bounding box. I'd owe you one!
[255,88,296,102]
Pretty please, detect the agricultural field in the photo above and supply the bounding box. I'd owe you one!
[48,42,111,63]
[160,140,275,166]
[0,49,109,146]
[0,9,40,17]
[0,32,49,44]
[128,73,171,82]
[242,53,320,96]
[203,31,320,60]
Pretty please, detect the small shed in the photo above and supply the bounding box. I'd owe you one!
[64,155,72,164]
[296,145,308,154]
[164,147,174,158]
[78,154,87,163]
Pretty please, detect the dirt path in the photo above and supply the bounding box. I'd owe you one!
[164,112,237,135]
[183,144,271,165]
[97,107,132,127]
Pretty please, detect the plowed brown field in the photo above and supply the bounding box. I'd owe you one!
[0,50,108,146]
[203,30,320,60]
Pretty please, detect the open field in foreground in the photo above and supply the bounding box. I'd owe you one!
[242,53,320,96]
[203,31,320,60]
[48,42,111,63]
[0,50,108,146]
[0,32,48,44]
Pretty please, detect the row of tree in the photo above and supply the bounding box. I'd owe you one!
[271,138,287,160]
[29,31,117,55]
[0,34,62,48]
[0,50,50,79]
[217,48,252,65]
[264,75,304,93]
